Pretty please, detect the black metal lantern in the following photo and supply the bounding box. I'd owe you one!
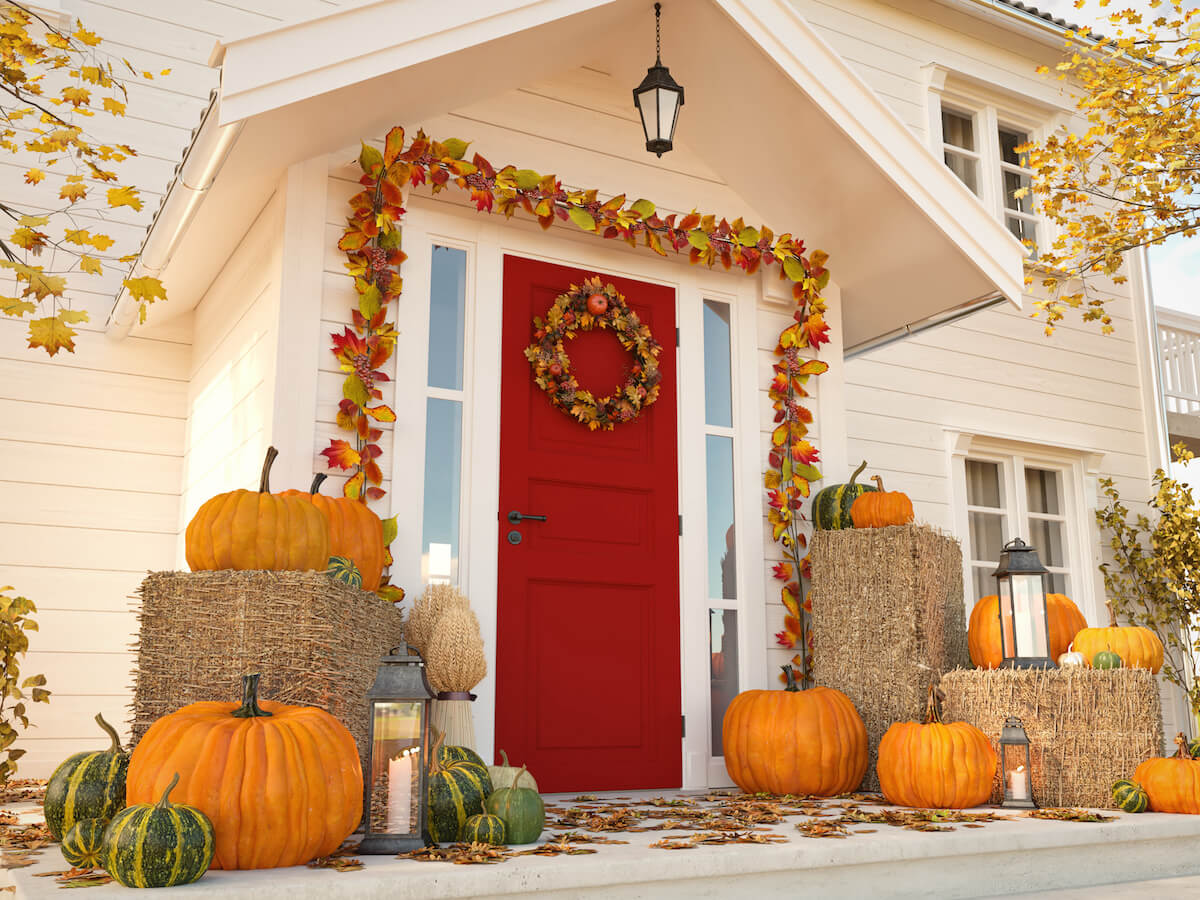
[360,643,435,853]
[633,3,684,157]
[999,716,1036,809]
[993,537,1054,669]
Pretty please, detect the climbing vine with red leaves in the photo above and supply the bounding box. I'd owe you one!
[329,126,831,658]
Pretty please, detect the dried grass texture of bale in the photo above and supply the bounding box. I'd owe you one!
[131,570,405,767]
[941,667,1163,808]
[426,603,487,694]
[810,524,968,790]
[407,584,468,657]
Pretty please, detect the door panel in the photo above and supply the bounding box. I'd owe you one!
[495,255,680,792]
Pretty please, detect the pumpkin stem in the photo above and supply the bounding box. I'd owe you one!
[259,446,279,494]
[230,673,273,718]
[93,712,123,754]
[781,664,800,692]
[499,749,510,767]
[156,772,181,810]
[923,685,943,725]
[428,728,446,775]
[1175,732,1193,760]
[310,473,328,495]
[847,460,868,487]
[1106,600,1118,628]
[871,475,885,492]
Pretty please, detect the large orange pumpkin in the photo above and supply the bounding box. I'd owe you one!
[722,667,868,796]
[967,593,1087,669]
[1072,602,1163,673]
[877,688,996,809]
[282,474,385,591]
[185,446,330,572]
[1134,733,1200,814]
[849,475,914,528]
[126,674,362,870]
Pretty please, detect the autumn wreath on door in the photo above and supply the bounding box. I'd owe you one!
[524,276,662,431]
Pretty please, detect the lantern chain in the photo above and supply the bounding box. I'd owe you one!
[655,2,662,64]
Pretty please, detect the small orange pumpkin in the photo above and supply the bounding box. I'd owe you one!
[185,446,330,572]
[849,475,914,528]
[126,674,363,870]
[877,687,996,809]
[1073,602,1163,673]
[967,593,1087,670]
[283,474,385,591]
[722,666,868,796]
[1134,733,1200,814]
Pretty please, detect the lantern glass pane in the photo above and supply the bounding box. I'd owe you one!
[998,578,1015,657]
[637,87,658,142]
[709,608,739,756]
[1012,573,1049,656]
[656,86,678,141]
[368,701,424,835]
[1000,742,1031,802]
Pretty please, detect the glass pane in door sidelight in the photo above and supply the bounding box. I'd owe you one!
[705,435,736,600]
[428,246,467,391]
[421,398,462,585]
[702,300,733,428]
[709,609,739,756]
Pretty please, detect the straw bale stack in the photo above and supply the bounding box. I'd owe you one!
[130,570,405,770]
[810,523,969,790]
[942,667,1162,808]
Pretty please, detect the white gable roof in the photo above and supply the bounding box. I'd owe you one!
[164,0,1024,349]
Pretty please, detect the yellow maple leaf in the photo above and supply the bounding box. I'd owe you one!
[0,297,36,317]
[79,255,102,275]
[72,22,102,46]
[123,276,167,317]
[59,181,87,203]
[102,97,124,116]
[60,85,90,107]
[11,227,47,252]
[23,168,44,184]
[87,232,115,251]
[27,315,77,355]
[58,308,89,325]
[106,185,141,211]
[21,270,66,301]
[63,228,90,246]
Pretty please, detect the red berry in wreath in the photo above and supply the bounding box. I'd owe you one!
[586,293,609,316]
[549,362,563,376]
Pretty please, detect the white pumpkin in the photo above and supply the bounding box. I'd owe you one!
[1058,642,1086,667]
[488,749,538,791]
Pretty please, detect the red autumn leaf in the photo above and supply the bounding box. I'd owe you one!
[366,486,386,501]
[772,561,794,581]
[383,126,405,166]
[364,459,383,485]
[338,229,369,252]
[361,442,383,460]
[321,440,360,470]
[365,405,396,422]
[344,470,365,499]
[775,631,795,649]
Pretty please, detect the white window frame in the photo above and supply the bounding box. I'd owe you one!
[949,431,1106,626]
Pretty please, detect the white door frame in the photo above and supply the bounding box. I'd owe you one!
[391,194,767,788]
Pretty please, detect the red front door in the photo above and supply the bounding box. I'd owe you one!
[495,255,680,793]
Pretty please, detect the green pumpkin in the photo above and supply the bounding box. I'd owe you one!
[102,773,214,888]
[1093,649,1123,670]
[427,738,493,844]
[439,744,488,769]
[44,713,128,840]
[461,813,507,845]
[485,767,544,845]
[61,817,107,869]
[326,555,362,588]
[1111,779,1148,813]
[812,460,876,530]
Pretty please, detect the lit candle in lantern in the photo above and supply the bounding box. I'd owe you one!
[1009,765,1029,801]
[387,749,413,833]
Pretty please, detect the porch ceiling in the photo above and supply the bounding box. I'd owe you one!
[162,0,1024,349]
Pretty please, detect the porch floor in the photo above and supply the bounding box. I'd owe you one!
[7,788,1200,899]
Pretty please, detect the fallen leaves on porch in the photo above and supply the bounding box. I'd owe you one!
[1023,808,1116,823]
[307,856,364,872]
[1,850,39,867]
[0,820,52,851]
[400,843,512,865]
[0,779,45,806]
[511,838,597,857]
[795,820,851,839]
[32,868,113,888]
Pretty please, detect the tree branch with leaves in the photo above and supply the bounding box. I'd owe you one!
[0,585,49,785]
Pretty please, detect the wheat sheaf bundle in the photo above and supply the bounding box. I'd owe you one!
[426,601,487,694]
[406,584,468,657]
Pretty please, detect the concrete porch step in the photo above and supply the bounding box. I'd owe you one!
[10,790,1200,899]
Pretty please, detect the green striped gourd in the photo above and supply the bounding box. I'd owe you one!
[1112,779,1148,813]
[439,744,488,768]
[61,818,107,869]
[461,813,507,845]
[427,735,493,843]
[44,713,128,840]
[812,460,876,530]
[326,555,362,588]
[485,766,544,844]
[102,773,214,888]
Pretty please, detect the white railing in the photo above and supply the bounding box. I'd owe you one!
[1158,308,1200,415]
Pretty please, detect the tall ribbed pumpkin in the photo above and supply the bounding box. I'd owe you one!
[283,474,385,591]
[185,446,330,572]
[722,666,868,796]
[1134,733,1200,814]
[1073,602,1164,673]
[125,674,362,870]
[849,475,914,528]
[967,593,1087,669]
[876,688,996,809]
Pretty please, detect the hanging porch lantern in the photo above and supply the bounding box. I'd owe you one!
[993,537,1054,669]
[999,716,1036,809]
[633,3,684,157]
[360,643,436,853]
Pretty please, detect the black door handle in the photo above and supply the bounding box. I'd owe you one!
[507,511,548,524]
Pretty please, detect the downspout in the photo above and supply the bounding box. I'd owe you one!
[844,290,1009,359]
[104,89,244,338]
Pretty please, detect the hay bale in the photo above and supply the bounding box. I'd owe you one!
[941,667,1162,808]
[810,524,968,790]
[130,570,406,767]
